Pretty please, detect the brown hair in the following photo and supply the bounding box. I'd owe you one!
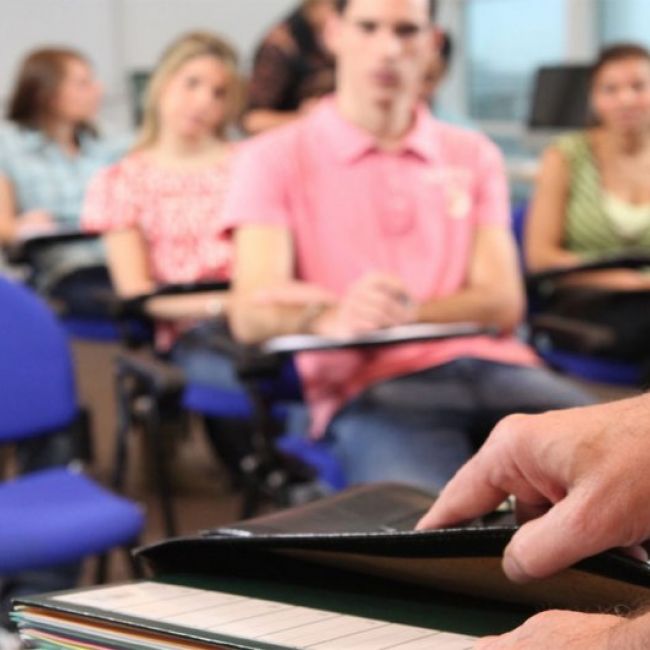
[7,47,96,137]
[590,43,650,87]
[334,0,437,19]
[134,31,243,151]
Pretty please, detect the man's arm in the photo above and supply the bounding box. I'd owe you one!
[416,225,525,332]
[230,225,324,343]
[230,223,418,344]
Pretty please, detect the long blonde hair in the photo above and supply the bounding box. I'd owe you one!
[134,31,242,151]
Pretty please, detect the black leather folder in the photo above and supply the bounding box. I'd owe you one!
[139,482,650,613]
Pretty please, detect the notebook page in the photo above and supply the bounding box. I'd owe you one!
[55,582,477,649]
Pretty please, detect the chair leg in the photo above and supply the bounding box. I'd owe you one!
[112,367,132,492]
[123,544,144,579]
[95,553,109,584]
[240,474,262,520]
[146,396,178,538]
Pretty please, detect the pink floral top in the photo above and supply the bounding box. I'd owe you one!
[82,150,235,349]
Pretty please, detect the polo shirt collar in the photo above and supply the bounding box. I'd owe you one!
[313,95,440,164]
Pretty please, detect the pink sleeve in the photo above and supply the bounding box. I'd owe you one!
[472,136,510,228]
[220,131,295,232]
[81,162,139,234]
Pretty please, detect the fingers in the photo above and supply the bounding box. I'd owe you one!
[416,454,509,530]
[502,489,611,583]
[344,274,415,329]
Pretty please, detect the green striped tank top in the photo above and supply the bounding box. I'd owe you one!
[556,132,650,255]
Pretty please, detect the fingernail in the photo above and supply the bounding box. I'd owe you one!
[503,553,529,584]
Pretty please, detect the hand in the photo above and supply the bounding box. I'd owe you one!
[475,610,624,649]
[16,210,56,238]
[416,395,650,583]
[313,272,417,337]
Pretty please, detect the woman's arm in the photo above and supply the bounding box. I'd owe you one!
[0,175,17,244]
[0,175,56,245]
[525,146,582,272]
[103,229,229,321]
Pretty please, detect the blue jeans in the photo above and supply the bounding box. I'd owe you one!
[326,358,595,492]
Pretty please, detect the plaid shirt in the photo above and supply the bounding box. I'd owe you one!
[0,121,123,228]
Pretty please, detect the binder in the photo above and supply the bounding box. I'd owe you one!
[141,482,650,612]
[12,483,650,648]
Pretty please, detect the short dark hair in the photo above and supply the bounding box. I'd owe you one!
[590,42,650,86]
[7,47,97,137]
[334,0,437,20]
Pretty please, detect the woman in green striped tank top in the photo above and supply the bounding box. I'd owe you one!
[525,43,650,361]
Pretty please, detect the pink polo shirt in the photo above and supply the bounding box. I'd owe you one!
[223,97,538,435]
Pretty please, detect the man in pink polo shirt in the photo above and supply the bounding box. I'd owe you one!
[224,0,593,490]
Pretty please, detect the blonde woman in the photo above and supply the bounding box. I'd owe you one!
[82,32,251,475]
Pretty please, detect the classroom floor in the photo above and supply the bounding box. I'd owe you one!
[72,340,640,585]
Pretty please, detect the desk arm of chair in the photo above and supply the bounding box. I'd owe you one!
[115,350,186,397]
[526,253,650,293]
[6,231,100,265]
[117,281,231,317]
[529,313,617,355]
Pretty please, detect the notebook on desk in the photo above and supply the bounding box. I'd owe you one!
[261,322,491,354]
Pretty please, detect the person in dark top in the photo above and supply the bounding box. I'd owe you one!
[242,0,336,134]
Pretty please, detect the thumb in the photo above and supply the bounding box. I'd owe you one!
[502,492,599,583]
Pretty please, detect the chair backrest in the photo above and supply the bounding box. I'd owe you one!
[0,277,78,442]
[510,201,529,268]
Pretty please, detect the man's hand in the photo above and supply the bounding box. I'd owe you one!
[313,272,417,337]
[474,610,624,649]
[416,396,650,583]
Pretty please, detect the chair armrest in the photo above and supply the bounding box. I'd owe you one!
[529,314,616,355]
[526,252,650,290]
[118,280,231,318]
[115,350,186,396]
[6,231,100,265]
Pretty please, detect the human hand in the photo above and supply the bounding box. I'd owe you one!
[313,272,417,337]
[475,610,624,649]
[16,210,56,238]
[416,396,650,583]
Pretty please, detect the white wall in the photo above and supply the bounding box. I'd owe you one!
[0,0,297,130]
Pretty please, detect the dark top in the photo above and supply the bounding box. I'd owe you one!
[247,9,335,112]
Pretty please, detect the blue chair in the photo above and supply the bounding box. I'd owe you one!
[512,202,646,386]
[112,289,346,536]
[0,276,144,577]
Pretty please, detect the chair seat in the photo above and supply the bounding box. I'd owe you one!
[0,468,144,575]
[277,436,347,492]
[541,349,642,386]
[182,384,254,419]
